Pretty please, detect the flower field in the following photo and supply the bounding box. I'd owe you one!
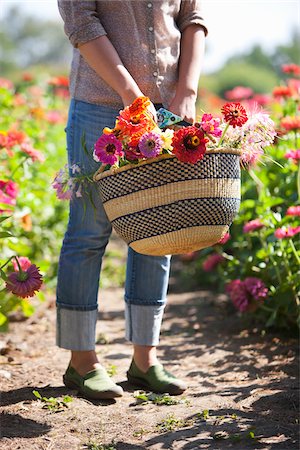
[0,64,299,333]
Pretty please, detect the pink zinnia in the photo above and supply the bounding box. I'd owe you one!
[286,206,300,216]
[139,131,163,158]
[13,257,32,272]
[225,86,253,101]
[202,253,225,272]
[20,142,45,163]
[226,277,268,312]
[217,232,230,245]
[226,279,249,312]
[275,226,300,239]
[0,180,18,206]
[94,134,123,165]
[243,277,268,301]
[200,113,222,137]
[243,219,264,233]
[6,264,43,298]
[284,149,300,163]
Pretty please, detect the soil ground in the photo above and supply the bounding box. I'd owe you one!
[0,257,299,450]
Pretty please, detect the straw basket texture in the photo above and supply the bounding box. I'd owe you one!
[93,148,241,255]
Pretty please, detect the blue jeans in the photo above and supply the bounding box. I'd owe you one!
[56,99,171,351]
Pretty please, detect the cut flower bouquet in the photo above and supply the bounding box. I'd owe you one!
[93,96,276,170]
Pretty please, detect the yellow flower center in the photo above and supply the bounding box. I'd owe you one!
[191,136,200,147]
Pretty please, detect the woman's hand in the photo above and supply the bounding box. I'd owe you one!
[168,92,197,125]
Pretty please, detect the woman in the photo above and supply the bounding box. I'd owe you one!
[56,0,207,400]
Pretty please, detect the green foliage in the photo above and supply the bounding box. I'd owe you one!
[81,444,116,450]
[133,391,189,406]
[203,62,278,98]
[182,69,300,332]
[156,413,193,433]
[32,390,73,412]
[0,6,71,77]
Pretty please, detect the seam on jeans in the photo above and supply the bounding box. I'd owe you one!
[128,248,137,299]
[124,295,166,306]
[56,302,98,312]
[128,303,133,341]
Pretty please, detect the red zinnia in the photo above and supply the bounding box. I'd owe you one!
[6,264,43,298]
[221,102,248,128]
[272,86,293,98]
[280,116,300,132]
[282,64,300,76]
[172,126,208,163]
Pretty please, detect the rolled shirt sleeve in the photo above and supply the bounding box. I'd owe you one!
[176,0,208,35]
[57,0,107,48]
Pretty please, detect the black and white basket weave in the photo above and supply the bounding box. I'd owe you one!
[94,149,241,255]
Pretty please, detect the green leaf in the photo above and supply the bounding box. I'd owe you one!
[0,231,13,238]
[0,311,8,327]
[32,390,42,399]
[0,216,11,223]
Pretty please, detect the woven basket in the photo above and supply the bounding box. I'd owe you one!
[93,148,241,255]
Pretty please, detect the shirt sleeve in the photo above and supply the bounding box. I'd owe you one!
[57,0,107,48]
[176,0,208,35]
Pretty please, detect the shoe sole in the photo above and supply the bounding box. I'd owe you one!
[127,373,186,395]
[63,376,123,400]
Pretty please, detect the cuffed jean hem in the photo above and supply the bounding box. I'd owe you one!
[125,303,165,346]
[56,307,98,351]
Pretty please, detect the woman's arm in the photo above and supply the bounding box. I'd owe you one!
[169,24,206,123]
[79,36,145,108]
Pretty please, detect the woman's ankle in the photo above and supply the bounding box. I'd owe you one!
[133,345,159,373]
[70,350,100,376]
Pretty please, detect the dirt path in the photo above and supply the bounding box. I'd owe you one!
[0,281,299,450]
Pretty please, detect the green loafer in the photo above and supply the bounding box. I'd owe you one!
[63,364,123,400]
[127,360,187,395]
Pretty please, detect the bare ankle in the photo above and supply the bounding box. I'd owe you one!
[133,345,158,373]
[70,350,100,376]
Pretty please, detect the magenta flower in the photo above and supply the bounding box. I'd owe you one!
[202,253,225,272]
[217,232,230,245]
[139,131,163,158]
[243,219,264,233]
[243,277,268,301]
[13,256,32,272]
[0,180,19,207]
[200,113,222,137]
[226,279,249,312]
[94,134,123,165]
[6,264,43,298]
[284,149,300,163]
[226,277,268,312]
[275,226,300,239]
[286,206,300,217]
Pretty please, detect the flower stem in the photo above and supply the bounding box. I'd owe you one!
[217,123,229,148]
[297,162,300,202]
[280,240,300,306]
[10,156,28,179]
[259,235,281,285]
[289,238,300,266]
[0,256,15,271]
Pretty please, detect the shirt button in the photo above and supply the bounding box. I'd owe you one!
[147,2,152,7]
[150,49,155,54]
[153,71,158,77]
[148,26,154,32]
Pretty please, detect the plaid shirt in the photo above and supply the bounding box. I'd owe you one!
[58,0,207,108]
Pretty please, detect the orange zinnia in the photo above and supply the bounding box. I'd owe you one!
[129,96,151,116]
